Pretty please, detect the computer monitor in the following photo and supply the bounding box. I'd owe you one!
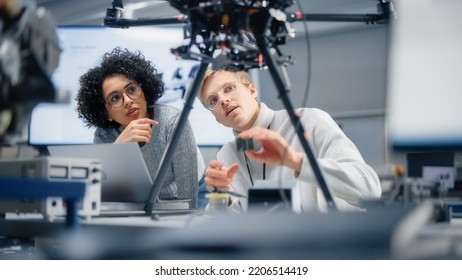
[386,0,462,150]
[28,26,234,149]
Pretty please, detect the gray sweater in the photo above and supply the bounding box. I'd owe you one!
[94,104,198,208]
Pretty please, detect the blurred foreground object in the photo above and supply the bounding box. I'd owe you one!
[0,0,61,140]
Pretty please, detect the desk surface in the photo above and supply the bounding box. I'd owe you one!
[2,210,213,233]
[1,204,462,260]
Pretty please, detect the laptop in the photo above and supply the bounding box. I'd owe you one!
[47,142,192,215]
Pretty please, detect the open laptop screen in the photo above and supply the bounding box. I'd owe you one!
[48,143,153,203]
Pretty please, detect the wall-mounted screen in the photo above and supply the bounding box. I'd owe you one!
[386,0,462,149]
[29,26,234,147]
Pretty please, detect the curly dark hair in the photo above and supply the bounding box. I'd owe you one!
[76,47,164,129]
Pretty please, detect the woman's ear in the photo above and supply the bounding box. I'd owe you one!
[106,110,113,122]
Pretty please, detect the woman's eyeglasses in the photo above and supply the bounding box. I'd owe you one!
[203,81,239,111]
[105,82,142,108]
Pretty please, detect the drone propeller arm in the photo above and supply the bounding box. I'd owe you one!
[291,12,389,24]
[104,14,188,28]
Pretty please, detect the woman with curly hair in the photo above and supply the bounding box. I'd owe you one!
[76,47,203,209]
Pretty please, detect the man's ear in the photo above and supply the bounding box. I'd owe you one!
[249,84,257,98]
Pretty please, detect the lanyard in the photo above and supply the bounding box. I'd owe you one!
[243,124,270,186]
[244,153,265,186]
